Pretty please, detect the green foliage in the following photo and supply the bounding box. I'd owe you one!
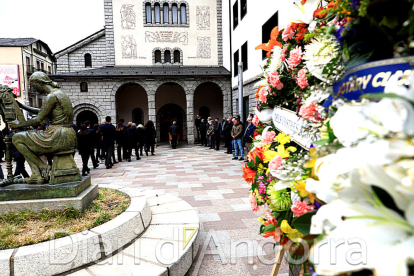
[91,213,111,228]
[291,211,317,235]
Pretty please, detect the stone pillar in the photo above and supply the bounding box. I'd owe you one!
[186,92,194,145]
[160,9,164,24]
[177,9,181,25]
[148,93,156,123]
[169,8,172,24]
[151,5,155,24]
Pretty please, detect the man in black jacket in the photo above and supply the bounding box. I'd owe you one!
[195,115,201,144]
[97,116,116,169]
[199,119,207,146]
[85,120,99,169]
[212,118,221,151]
[169,121,179,149]
[223,117,233,154]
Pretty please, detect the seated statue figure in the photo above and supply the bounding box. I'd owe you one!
[10,72,77,184]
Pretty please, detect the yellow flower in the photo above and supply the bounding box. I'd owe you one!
[258,217,265,225]
[275,133,291,145]
[280,220,304,241]
[264,150,278,163]
[295,180,315,203]
[319,119,330,140]
[277,144,297,158]
[257,163,266,174]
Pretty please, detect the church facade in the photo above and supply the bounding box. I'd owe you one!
[50,0,231,144]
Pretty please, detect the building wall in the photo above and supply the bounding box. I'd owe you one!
[230,0,289,116]
[111,0,221,66]
[55,76,231,144]
[56,35,107,73]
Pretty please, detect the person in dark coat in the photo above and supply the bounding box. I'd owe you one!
[115,122,126,162]
[77,124,92,176]
[119,118,128,160]
[127,123,140,161]
[198,119,207,147]
[92,124,101,165]
[169,121,179,149]
[223,117,233,154]
[137,124,145,156]
[10,132,29,178]
[143,120,156,156]
[243,117,256,161]
[85,121,99,169]
[97,116,116,169]
[195,114,201,144]
[212,118,221,151]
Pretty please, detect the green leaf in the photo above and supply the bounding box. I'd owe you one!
[291,211,317,235]
[261,224,276,234]
[255,155,261,165]
[247,162,256,169]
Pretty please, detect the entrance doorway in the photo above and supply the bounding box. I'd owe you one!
[157,104,185,142]
[76,110,98,128]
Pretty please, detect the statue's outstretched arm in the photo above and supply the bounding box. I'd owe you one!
[17,101,40,114]
[11,94,56,129]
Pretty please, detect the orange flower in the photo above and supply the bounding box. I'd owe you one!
[295,24,308,43]
[300,0,307,4]
[255,87,262,99]
[313,7,327,18]
[255,26,282,58]
[249,146,265,163]
[262,220,282,242]
[327,0,338,9]
[243,165,256,184]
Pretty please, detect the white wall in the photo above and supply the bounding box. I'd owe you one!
[221,0,231,71]
[230,0,289,88]
[112,0,220,66]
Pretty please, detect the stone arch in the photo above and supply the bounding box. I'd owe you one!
[110,79,150,111]
[153,78,189,95]
[72,103,103,124]
[156,103,187,142]
[192,78,231,117]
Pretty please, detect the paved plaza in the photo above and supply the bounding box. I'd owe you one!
[70,144,289,276]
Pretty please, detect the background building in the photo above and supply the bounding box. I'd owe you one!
[0,38,56,113]
[51,0,232,144]
[229,0,288,120]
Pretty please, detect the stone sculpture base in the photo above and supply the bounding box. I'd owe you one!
[0,176,97,215]
[0,176,91,201]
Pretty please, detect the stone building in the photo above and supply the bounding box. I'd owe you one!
[50,0,231,144]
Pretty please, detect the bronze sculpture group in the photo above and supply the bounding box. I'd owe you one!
[0,72,81,186]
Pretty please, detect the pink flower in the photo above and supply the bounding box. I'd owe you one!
[268,71,284,90]
[282,23,295,41]
[291,200,314,217]
[258,86,270,103]
[262,130,276,144]
[264,209,276,225]
[250,193,262,212]
[299,102,318,120]
[287,46,303,69]
[280,45,288,61]
[268,155,283,171]
[296,68,309,88]
[252,115,259,126]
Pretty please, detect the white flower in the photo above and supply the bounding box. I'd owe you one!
[288,0,322,24]
[266,46,284,74]
[303,36,339,82]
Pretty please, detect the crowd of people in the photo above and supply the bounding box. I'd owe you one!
[194,113,256,162]
[77,116,157,174]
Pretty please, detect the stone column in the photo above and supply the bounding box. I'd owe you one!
[151,5,155,24]
[169,8,172,24]
[177,8,181,25]
[186,92,194,145]
[148,93,156,123]
[160,9,164,24]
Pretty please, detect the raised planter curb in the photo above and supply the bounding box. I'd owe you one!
[0,187,150,276]
[66,192,200,276]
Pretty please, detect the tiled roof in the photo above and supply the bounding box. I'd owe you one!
[0,38,38,47]
[50,66,231,77]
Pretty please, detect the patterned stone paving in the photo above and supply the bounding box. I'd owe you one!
[17,144,290,275]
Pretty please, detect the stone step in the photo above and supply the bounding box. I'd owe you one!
[66,189,200,276]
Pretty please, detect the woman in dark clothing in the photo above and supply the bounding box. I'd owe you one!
[96,124,104,162]
[92,124,101,165]
[137,124,145,156]
[143,120,156,156]
[115,122,126,162]
[127,123,140,161]
[77,124,92,176]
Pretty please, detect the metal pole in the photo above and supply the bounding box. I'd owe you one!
[5,125,13,183]
[238,62,243,119]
